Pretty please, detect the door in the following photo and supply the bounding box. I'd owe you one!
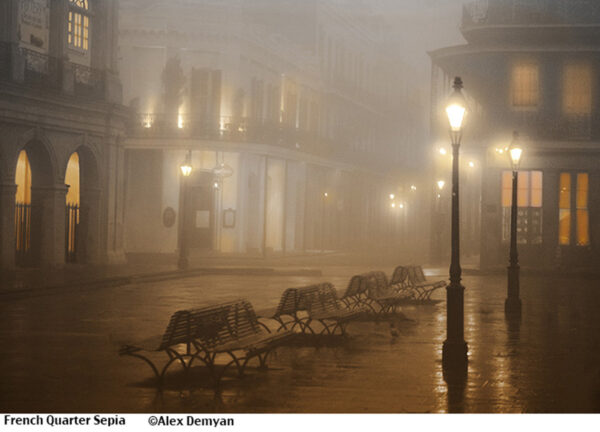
[186,171,214,250]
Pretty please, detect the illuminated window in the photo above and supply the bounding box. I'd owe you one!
[558,173,571,245]
[502,170,542,244]
[68,0,90,51]
[65,152,80,206]
[576,173,590,246]
[563,64,592,115]
[559,173,590,246]
[15,150,32,256]
[511,63,539,108]
[15,150,32,205]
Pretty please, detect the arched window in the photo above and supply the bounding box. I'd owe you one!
[15,150,32,204]
[15,150,32,264]
[65,152,80,206]
[65,152,80,262]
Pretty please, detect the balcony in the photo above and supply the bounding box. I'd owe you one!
[461,0,600,43]
[131,113,329,154]
[127,113,395,168]
[0,42,106,101]
[510,112,593,141]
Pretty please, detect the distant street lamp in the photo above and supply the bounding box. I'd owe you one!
[437,180,446,193]
[178,150,193,270]
[506,131,523,315]
[442,77,468,371]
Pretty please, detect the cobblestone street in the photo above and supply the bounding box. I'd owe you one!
[1,266,599,413]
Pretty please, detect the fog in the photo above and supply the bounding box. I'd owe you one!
[118,0,467,265]
[4,0,600,416]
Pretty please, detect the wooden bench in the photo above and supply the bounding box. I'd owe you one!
[362,270,412,313]
[406,265,446,300]
[338,275,370,310]
[302,283,362,335]
[120,299,292,387]
[193,299,293,384]
[258,284,322,332]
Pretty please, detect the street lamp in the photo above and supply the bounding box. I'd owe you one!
[178,150,193,270]
[442,77,468,371]
[506,131,523,315]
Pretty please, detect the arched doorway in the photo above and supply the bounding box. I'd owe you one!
[65,152,80,262]
[14,150,32,266]
[71,146,100,264]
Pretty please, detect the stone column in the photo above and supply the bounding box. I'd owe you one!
[0,183,17,270]
[31,185,68,268]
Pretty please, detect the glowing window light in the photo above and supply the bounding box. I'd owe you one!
[143,115,153,128]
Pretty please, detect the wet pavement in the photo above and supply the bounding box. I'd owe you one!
[0,265,599,413]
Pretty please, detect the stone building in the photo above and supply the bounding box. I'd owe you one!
[0,0,127,269]
[430,0,600,269]
[119,0,427,259]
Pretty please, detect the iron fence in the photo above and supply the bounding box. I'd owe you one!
[66,204,79,263]
[15,203,32,267]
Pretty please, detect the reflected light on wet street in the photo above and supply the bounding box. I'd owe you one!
[0,269,599,413]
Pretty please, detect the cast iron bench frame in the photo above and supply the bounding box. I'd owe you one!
[119,299,292,387]
[405,265,446,300]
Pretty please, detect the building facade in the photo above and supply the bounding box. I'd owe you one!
[0,0,127,270]
[120,0,428,259]
[430,0,600,269]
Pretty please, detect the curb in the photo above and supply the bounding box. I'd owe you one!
[0,267,323,301]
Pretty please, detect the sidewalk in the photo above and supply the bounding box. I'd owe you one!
[0,248,424,299]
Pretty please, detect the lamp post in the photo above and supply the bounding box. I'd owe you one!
[442,77,468,370]
[506,131,523,315]
[178,150,193,270]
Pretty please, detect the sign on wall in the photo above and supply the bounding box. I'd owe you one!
[18,0,50,53]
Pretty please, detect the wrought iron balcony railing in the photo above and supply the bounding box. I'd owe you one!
[21,47,62,90]
[73,63,105,99]
[0,42,106,101]
[462,0,600,29]
[132,113,328,151]
[128,112,395,167]
[510,112,593,141]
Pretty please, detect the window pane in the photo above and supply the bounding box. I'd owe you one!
[559,209,571,245]
[576,173,588,209]
[512,63,539,108]
[577,210,590,246]
[563,64,592,115]
[517,171,529,207]
[559,173,571,209]
[531,208,542,244]
[531,171,543,207]
[517,208,529,244]
[576,173,589,246]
